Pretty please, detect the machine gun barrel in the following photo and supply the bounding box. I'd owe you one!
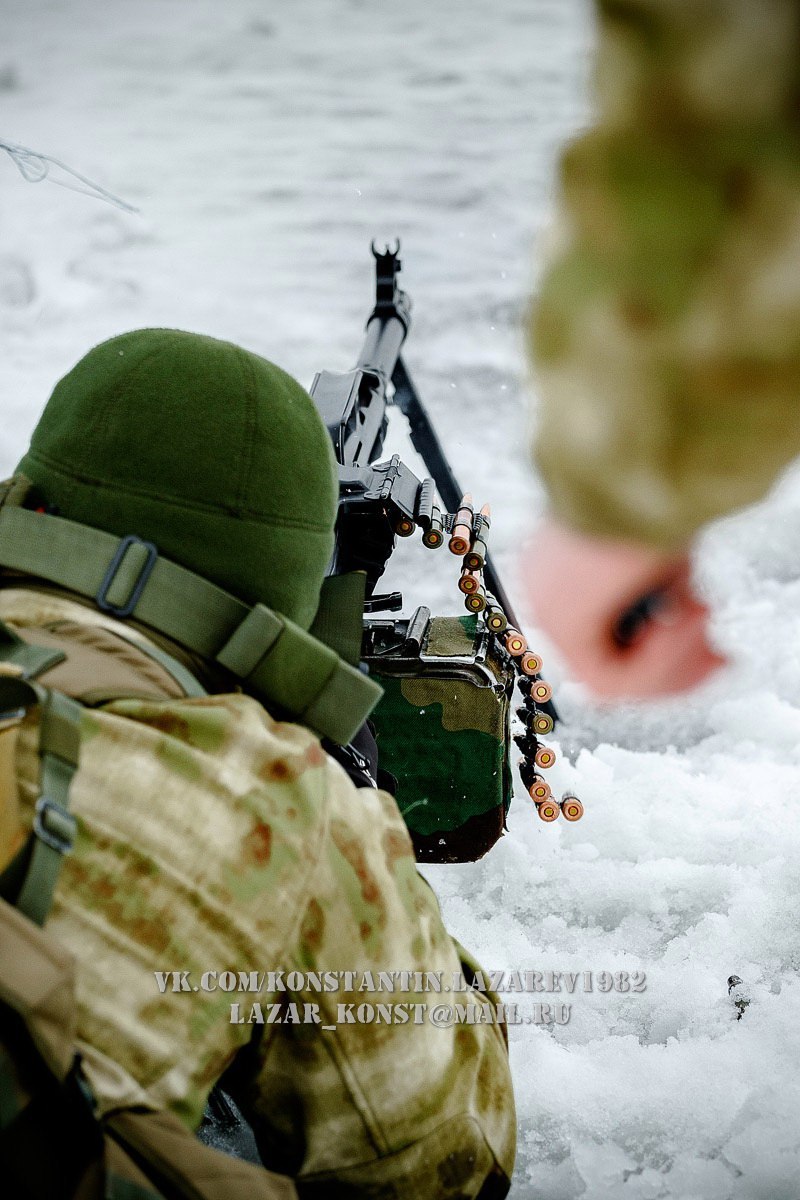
[355,314,407,397]
[311,243,410,471]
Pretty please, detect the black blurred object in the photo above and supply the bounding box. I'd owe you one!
[197,1085,263,1166]
[322,720,397,794]
[612,588,670,648]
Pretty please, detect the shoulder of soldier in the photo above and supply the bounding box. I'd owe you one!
[1,590,342,865]
[2,587,406,899]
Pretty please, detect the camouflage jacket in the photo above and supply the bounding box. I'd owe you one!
[530,0,800,547]
[0,587,515,1198]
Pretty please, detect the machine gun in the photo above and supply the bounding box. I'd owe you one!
[310,244,582,862]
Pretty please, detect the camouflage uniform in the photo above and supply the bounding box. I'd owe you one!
[0,586,515,1197]
[531,0,800,546]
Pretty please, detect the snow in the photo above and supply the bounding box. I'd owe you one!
[3,1,800,1195]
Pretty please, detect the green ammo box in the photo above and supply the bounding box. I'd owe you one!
[363,610,514,863]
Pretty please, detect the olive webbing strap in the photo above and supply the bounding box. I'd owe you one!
[0,506,247,659]
[0,677,82,927]
[0,507,381,745]
[310,571,366,668]
[0,617,66,679]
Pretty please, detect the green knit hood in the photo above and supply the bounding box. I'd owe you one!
[17,328,338,629]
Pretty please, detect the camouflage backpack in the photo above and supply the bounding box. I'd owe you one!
[0,626,296,1200]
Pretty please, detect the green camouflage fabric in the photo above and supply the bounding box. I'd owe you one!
[530,0,800,547]
[367,618,513,863]
[0,591,515,1197]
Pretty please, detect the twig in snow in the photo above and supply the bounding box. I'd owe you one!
[0,136,138,213]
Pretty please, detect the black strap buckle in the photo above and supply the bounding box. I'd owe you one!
[34,795,77,855]
[96,534,158,618]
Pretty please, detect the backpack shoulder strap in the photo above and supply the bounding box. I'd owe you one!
[0,507,381,744]
[0,616,65,680]
[0,608,205,923]
[0,672,82,926]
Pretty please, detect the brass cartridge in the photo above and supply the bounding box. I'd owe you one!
[560,794,584,822]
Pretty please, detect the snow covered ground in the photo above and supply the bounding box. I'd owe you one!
[3,2,800,1196]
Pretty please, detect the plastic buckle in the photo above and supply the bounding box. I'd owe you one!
[96,534,158,618]
[34,795,77,855]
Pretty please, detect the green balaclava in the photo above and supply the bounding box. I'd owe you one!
[17,328,338,630]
